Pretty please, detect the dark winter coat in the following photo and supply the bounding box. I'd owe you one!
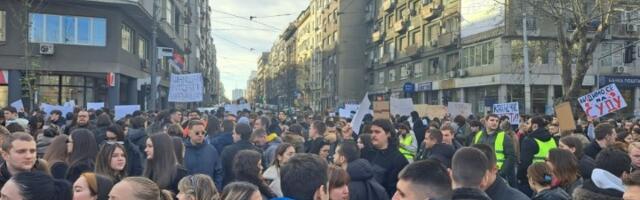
[50,161,69,180]
[451,187,492,200]
[124,139,144,176]
[207,131,234,154]
[65,158,95,183]
[65,123,97,136]
[183,140,223,190]
[532,187,570,200]
[485,177,530,200]
[0,159,48,188]
[361,146,409,197]
[518,128,554,183]
[126,128,148,155]
[572,180,623,200]
[417,143,456,168]
[583,141,602,160]
[220,140,262,187]
[578,155,596,180]
[94,125,109,146]
[346,159,389,200]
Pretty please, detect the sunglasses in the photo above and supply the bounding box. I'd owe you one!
[193,132,206,136]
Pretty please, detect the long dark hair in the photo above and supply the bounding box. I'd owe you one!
[272,143,294,167]
[548,148,579,187]
[43,135,69,165]
[371,119,399,148]
[143,133,178,190]
[95,143,127,182]
[172,137,185,164]
[233,150,276,198]
[68,128,98,165]
[12,171,72,200]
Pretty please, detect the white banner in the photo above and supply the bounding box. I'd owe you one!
[115,105,140,120]
[351,94,371,135]
[448,102,472,118]
[390,97,415,117]
[10,100,24,112]
[87,102,104,110]
[578,83,627,118]
[492,102,520,125]
[168,73,203,102]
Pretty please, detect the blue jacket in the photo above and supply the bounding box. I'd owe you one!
[207,132,234,154]
[183,139,223,190]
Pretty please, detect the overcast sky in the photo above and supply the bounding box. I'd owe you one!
[209,0,309,99]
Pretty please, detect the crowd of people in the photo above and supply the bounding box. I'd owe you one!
[0,104,639,200]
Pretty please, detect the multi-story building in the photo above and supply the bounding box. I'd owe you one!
[368,0,640,116]
[232,88,244,101]
[255,52,269,104]
[185,0,220,106]
[246,70,257,104]
[0,0,220,110]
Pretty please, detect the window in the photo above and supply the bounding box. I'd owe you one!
[333,32,337,42]
[398,7,406,20]
[29,13,106,46]
[462,41,495,68]
[400,65,409,80]
[165,0,173,25]
[414,62,423,78]
[386,14,394,29]
[378,45,384,58]
[378,71,385,84]
[121,24,133,52]
[398,36,406,53]
[138,37,147,59]
[411,30,420,45]
[0,11,6,41]
[429,57,439,74]
[390,41,396,59]
[600,42,624,67]
[446,53,459,72]
[389,69,396,82]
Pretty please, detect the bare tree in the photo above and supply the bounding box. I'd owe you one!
[7,0,47,111]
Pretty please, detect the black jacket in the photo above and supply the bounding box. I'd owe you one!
[417,143,455,168]
[361,146,408,197]
[346,159,389,200]
[451,187,492,200]
[572,179,623,200]
[65,159,95,183]
[50,161,69,180]
[65,123,97,135]
[220,140,262,187]
[583,141,602,160]
[0,160,48,188]
[94,125,109,146]
[532,187,570,200]
[127,128,147,155]
[518,128,554,182]
[124,139,144,176]
[485,177,529,200]
[578,155,596,180]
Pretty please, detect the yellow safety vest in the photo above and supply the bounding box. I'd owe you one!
[474,130,506,169]
[399,134,415,160]
[532,138,557,163]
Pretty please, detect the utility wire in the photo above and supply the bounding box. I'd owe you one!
[212,34,255,52]
[212,9,283,31]
[249,13,295,19]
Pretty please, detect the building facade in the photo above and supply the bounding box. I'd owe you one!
[232,88,244,101]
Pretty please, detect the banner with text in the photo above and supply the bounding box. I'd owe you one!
[492,102,520,125]
[448,102,472,118]
[168,73,203,102]
[415,104,447,119]
[578,83,627,119]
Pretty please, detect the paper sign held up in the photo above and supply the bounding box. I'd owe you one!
[578,83,627,118]
[555,102,576,132]
[414,104,447,119]
[373,101,390,119]
[492,102,520,125]
[448,102,472,118]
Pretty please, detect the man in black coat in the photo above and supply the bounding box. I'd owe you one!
[584,123,617,159]
[220,123,262,187]
[472,144,529,200]
[416,129,455,168]
[517,116,556,195]
[64,110,97,135]
[333,141,388,200]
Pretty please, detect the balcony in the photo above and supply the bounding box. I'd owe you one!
[422,4,443,21]
[437,32,457,47]
[372,31,384,43]
[393,20,407,33]
[405,45,421,57]
[443,2,459,16]
[381,54,393,64]
[383,0,396,13]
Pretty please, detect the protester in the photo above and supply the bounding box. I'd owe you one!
[396,123,417,162]
[357,134,373,150]
[36,125,60,157]
[623,170,640,200]
[279,153,329,200]
[333,141,388,200]
[43,134,69,179]
[173,137,186,164]
[221,181,261,200]
[392,159,452,200]
[108,176,174,200]
[108,123,144,176]
[95,113,112,146]
[450,147,492,200]
[547,148,583,196]
[49,109,66,128]
[0,132,47,188]
[328,165,350,200]
[573,148,630,200]
[95,143,127,183]
[471,144,529,200]
[65,110,97,135]
[232,149,277,199]
[409,111,427,145]
[144,133,189,194]
[472,114,517,183]
[263,143,295,197]
[527,162,570,200]
[220,123,262,186]
[0,171,72,200]
[361,119,409,196]
[417,129,455,167]
[440,126,463,150]
[2,106,28,128]
[559,135,596,179]
[629,142,640,172]
[183,120,223,189]
[209,119,235,154]
[73,172,114,200]
[584,123,617,159]
[305,120,326,154]
[27,114,44,139]
[127,116,148,155]
[177,174,220,200]
[518,116,556,195]
[66,128,99,182]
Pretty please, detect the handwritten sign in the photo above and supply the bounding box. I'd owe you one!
[373,101,390,119]
[415,104,447,119]
[492,102,520,125]
[115,105,140,120]
[578,83,627,118]
[168,73,203,102]
[448,102,472,118]
[390,97,415,117]
[555,102,576,132]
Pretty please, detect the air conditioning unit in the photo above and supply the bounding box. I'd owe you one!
[458,69,468,77]
[448,71,457,78]
[627,24,638,32]
[40,43,54,55]
[613,66,625,74]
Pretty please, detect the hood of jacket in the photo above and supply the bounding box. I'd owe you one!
[591,168,625,192]
[127,128,147,141]
[529,128,553,142]
[347,159,375,181]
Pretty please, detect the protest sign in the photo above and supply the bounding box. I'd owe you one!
[373,101,390,119]
[115,105,140,120]
[390,97,415,117]
[492,102,520,125]
[448,102,472,118]
[87,102,104,110]
[10,100,24,112]
[345,104,359,112]
[339,109,352,118]
[168,73,203,102]
[352,94,371,134]
[578,83,627,118]
[555,102,576,132]
[415,104,447,119]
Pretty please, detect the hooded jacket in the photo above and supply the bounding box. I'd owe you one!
[220,140,262,187]
[124,139,144,176]
[572,168,623,200]
[532,187,570,200]
[183,139,223,190]
[484,177,529,200]
[126,128,148,155]
[346,159,389,200]
[518,128,554,182]
[361,146,408,197]
[207,131,234,154]
[416,143,455,168]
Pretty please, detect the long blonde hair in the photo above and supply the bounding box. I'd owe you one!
[120,177,174,200]
[177,174,220,200]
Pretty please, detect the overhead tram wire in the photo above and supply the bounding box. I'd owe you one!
[212,9,283,31]
[212,34,257,52]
